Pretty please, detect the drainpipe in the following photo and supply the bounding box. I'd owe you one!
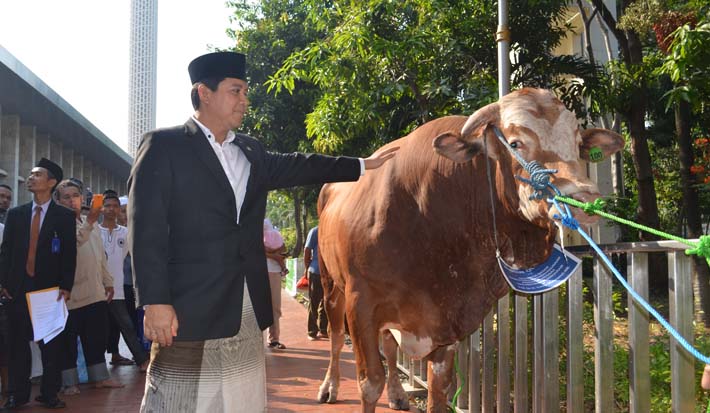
[497,0,511,97]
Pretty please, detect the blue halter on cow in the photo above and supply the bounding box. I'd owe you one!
[315,88,624,412]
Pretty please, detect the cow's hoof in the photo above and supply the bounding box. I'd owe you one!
[388,397,410,410]
[318,385,338,404]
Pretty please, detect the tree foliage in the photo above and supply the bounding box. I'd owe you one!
[268,0,597,154]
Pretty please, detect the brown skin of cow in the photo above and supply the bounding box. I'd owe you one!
[316,89,623,412]
[317,116,558,412]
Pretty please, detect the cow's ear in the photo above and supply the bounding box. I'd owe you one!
[433,131,482,163]
[579,128,625,161]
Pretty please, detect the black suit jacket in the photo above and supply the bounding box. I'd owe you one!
[128,118,361,341]
[0,201,77,299]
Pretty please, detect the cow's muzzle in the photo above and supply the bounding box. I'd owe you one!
[549,191,601,226]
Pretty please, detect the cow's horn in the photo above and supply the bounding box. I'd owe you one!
[461,103,500,140]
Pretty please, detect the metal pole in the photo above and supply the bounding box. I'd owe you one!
[497,0,511,97]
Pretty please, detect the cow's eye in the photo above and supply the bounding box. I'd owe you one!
[509,140,521,149]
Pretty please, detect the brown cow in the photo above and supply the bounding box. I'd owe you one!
[316,88,624,412]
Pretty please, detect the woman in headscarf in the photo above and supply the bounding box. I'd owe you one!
[263,219,287,349]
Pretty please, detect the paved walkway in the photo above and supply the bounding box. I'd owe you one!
[9,289,397,412]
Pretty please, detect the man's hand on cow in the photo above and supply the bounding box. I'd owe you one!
[363,146,399,170]
[144,304,179,347]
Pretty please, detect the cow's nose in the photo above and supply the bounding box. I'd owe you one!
[571,191,600,204]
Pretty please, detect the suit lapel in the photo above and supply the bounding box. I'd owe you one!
[232,134,259,214]
[184,118,236,206]
[18,203,32,251]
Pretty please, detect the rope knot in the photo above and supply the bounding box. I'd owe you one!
[560,214,579,230]
[582,198,606,215]
[517,161,558,200]
[686,235,710,262]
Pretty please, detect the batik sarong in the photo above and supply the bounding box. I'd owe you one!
[140,280,266,412]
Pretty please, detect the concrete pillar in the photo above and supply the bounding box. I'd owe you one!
[19,125,37,205]
[0,115,20,204]
[73,153,84,186]
[62,146,74,180]
[49,140,63,167]
[83,159,93,194]
[92,164,101,193]
[35,133,50,162]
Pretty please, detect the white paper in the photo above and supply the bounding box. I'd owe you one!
[26,287,68,344]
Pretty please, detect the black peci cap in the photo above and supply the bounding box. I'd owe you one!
[188,52,246,84]
[36,158,63,183]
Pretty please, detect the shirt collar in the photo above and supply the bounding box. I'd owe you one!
[191,116,236,145]
[31,198,51,213]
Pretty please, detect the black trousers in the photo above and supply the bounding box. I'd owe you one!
[107,285,139,354]
[7,297,63,401]
[62,301,108,373]
[307,271,328,337]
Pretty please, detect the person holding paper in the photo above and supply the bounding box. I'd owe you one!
[53,179,123,396]
[0,158,76,410]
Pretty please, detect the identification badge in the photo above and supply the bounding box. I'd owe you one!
[51,232,61,254]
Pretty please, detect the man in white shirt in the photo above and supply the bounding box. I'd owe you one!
[129,51,397,412]
[99,190,149,372]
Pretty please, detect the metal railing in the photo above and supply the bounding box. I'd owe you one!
[393,239,702,412]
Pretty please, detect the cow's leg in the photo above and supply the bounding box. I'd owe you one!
[426,344,457,413]
[382,329,410,410]
[349,297,386,413]
[317,279,346,404]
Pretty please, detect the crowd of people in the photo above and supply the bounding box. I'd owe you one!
[0,159,148,410]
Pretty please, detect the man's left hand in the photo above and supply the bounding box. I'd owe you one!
[58,289,71,302]
[363,146,399,170]
[105,287,115,303]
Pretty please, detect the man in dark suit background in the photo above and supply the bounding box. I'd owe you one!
[129,51,397,412]
[0,158,77,410]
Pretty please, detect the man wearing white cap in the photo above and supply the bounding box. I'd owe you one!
[129,51,397,412]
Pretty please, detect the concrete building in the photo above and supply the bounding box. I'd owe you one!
[0,45,131,208]
[128,0,158,157]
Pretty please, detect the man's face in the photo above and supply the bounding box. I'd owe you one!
[0,187,11,210]
[26,167,55,195]
[118,205,128,226]
[201,78,249,129]
[57,185,82,213]
[102,198,120,221]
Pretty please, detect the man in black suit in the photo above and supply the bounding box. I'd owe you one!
[129,51,396,411]
[0,158,77,410]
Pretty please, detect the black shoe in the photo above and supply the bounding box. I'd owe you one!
[2,396,29,409]
[38,397,66,409]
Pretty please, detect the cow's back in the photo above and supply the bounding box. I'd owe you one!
[318,116,515,343]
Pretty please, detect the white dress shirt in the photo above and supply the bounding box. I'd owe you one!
[30,198,52,230]
[192,117,251,223]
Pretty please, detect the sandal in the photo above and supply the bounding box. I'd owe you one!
[110,355,134,366]
[268,341,286,349]
[62,386,80,396]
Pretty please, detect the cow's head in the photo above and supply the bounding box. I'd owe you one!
[433,88,624,226]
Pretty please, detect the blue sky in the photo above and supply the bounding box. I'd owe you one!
[0,0,236,153]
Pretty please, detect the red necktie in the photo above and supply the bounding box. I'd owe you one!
[26,206,42,277]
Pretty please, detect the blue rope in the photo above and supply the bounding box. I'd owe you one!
[491,126,559,200]
[550,198,710,365]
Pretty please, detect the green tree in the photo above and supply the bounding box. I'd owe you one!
[227,0,325,255]
[590,0,662,246]
[268,0,594,154]
[658,19,710,324]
